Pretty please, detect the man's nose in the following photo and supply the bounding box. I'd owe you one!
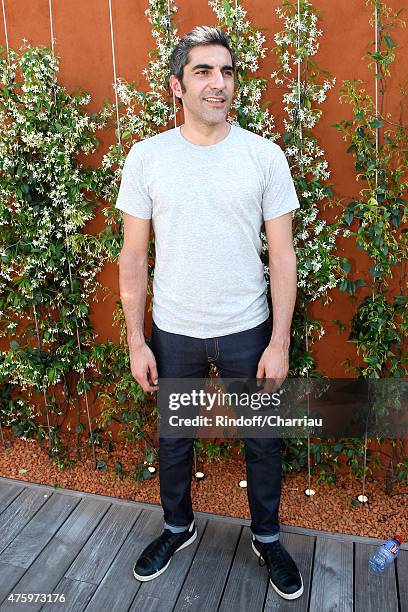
[209,70,226,90]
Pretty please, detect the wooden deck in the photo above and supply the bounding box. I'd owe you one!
[0,476,406,611]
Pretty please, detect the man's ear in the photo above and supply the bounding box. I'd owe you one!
[169,74,183,100]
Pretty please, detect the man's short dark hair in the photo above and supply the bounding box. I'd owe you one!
[169,25,236,92]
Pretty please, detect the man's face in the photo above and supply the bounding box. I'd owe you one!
[170,44,235,126]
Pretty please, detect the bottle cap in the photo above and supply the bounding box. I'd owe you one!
[393,535,403,544]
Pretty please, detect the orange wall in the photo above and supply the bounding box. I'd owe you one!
[1,0,407,379]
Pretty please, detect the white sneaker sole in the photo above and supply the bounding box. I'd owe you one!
[251,540,304,600]
[133,528,197,582]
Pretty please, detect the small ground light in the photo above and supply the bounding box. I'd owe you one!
[304,488,316,496]
[239,480,247,488]
[147,466,156,474]
[357,494,368,503]
[195,471,205,480]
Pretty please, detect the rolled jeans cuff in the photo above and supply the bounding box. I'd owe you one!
[164,519,194,533]
[253,531,280,543]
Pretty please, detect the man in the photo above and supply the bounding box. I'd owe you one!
[115,26,303,601]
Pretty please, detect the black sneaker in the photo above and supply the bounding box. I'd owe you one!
[251,535,303,600]
[133,521,197,582]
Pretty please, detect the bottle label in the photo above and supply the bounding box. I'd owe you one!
[385,540,399,556]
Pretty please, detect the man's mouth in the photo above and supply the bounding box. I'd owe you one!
[203,97,226,106]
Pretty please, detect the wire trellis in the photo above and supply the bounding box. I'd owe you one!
[357,0,381,505]
[1,0,9,58]
[33,304,53,452]
[0,0,9,448]
[295,0,315,498]
[108,0,122,153]
[167,0,177,125]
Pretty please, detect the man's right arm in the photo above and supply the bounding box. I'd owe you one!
[119,212,158,392]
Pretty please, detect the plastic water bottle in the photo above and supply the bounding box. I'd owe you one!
[369,535,403,574]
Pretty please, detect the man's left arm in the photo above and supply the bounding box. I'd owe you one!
[256,212,297,384]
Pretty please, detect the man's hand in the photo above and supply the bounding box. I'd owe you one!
[129,340,159,393]
[256,341,289,394]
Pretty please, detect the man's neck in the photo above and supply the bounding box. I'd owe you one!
[179,121,231,146]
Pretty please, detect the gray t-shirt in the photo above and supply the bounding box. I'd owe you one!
[115,124,300,338]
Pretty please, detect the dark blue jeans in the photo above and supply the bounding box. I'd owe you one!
[150,316,281,542]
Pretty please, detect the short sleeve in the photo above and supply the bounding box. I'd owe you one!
[115,146,152,219]
[262,145,300,221]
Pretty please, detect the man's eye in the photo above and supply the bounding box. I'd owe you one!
[197,70,207,75]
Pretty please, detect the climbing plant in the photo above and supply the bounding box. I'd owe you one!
[0,43,110,464]
[334,0,408,378]
[89,0,180,477]
[268,0,343,376]
[332,0,408,492]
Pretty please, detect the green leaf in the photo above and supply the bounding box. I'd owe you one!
[369,119,383,129]
[383,35,395,49]
[369,51,384,61]
[369,265,382,278]
[344,211,354,226]
[96,460,107,472]
[115,460,123,478]
[222,0,231,14]
[338,279,348,292]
